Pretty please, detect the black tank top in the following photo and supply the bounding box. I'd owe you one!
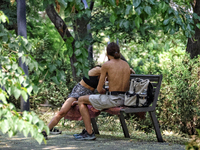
[82,76,99,89]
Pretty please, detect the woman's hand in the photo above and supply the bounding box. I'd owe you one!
[130,68,135,74]
[99,88,106,94]
[71,101,78,106]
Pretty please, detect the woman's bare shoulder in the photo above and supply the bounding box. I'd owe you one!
[88,67,101,76]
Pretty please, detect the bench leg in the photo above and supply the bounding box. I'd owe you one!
[149,111,164,142]
[119,112,130,138]
[91,118,99,134]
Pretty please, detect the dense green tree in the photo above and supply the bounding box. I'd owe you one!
[2,0,200,77]
[0,11,49,144]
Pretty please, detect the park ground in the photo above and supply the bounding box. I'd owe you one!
[0,107,189,150]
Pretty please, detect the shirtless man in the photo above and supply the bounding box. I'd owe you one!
[74,42,130,140]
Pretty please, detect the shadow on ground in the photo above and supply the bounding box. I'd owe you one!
[0,131,186,150]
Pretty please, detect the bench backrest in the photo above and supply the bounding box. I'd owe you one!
[129,74,163,108]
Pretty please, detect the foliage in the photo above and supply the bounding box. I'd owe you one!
[32,80,76,107]
[0,103,49,144]
[23,0,199,76]
[186,129,200,150]
[158,52,200,135]
[0,11,49,144]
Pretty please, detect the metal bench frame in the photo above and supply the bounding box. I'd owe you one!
[91,74,164,142]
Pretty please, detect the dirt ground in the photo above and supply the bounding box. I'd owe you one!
[0,107,188,150]
[0,130,186,150]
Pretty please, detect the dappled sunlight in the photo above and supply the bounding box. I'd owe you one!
[43,146,79,149]
[163,130,174,136]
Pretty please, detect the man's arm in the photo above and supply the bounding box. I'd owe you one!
[97,64,107,94]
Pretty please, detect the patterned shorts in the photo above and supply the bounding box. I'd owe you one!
[68,83,94,99]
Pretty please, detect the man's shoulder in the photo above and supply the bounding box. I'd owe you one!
[102,61,111,68]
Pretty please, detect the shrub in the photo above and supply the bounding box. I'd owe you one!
[158,53,200,135]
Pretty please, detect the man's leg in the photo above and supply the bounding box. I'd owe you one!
[78,95,93,134]
[48,97,77,130]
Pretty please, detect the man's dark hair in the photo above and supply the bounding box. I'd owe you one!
[106,42,120,59]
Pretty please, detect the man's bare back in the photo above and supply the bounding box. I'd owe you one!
[97,58,130,93]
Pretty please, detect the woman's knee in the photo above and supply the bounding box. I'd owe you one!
[56,110,66,118]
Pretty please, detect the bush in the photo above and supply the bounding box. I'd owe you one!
[158,53,200,135]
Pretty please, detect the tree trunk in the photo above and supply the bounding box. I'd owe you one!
[17,0,30,111]
[46,4,78,80]
[186,1,200,59]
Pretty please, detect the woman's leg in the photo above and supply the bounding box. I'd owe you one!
[48,97,77,130]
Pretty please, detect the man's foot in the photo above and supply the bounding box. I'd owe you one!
[42,131,48,140]
[73,129,87,137]
[74,130,96,140]
[50,127,62,135]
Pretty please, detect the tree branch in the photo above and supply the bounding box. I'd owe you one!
[46,4,73,42]
[89,0,95,11]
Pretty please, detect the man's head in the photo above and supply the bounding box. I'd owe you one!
[106,42,120,59]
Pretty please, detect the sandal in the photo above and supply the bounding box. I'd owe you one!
[42,131,48,140]
[50,127,62,135]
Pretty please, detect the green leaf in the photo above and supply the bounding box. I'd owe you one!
[135,6,143,15]
[29,62,34,71]
[0,93,7,104]
[196,23,200,29]
[161,2,168,13]
[35,133,44,144]
[163,18,170,25]
[1,120,10,133]
[108,0,116,5]
[23,124,30,137]
[43,126,50,135]
[135,16,141,28]
[51,76,59,85]
[38,120,44,132]
[76,57,83,63]
[8,130,14,137]
[74,49,82,56]
[125,5,132,15]
[67,46,73,57]
[75,41,82,48]
[109,13,117,24]
[149,0,155,4]
[73,62,79,67]
[133,0,141,8]
[48,64,56,73]
[33,85,39,95]
[27,86,33,95]
[123,20,130,29]
[33,116,40,125]
[187,24,192,31]
[12,86,21,100]
[176,17,182,25]
[21,90,28,101]
[19,76,24,84]
[58,0,68,8]
[170,28,175,34]
[0,33,7,37]
[144,6,151,15]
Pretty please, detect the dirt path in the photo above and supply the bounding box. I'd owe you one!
[0,131,186,150]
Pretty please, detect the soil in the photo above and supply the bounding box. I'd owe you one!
[0,131,186,150]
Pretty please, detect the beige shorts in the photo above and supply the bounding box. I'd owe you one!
[89,94,125,111]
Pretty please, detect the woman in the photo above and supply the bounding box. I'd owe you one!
[42,65,101,139]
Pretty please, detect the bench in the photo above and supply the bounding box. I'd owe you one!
[90,74,164,142]
[64,74,163,142]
